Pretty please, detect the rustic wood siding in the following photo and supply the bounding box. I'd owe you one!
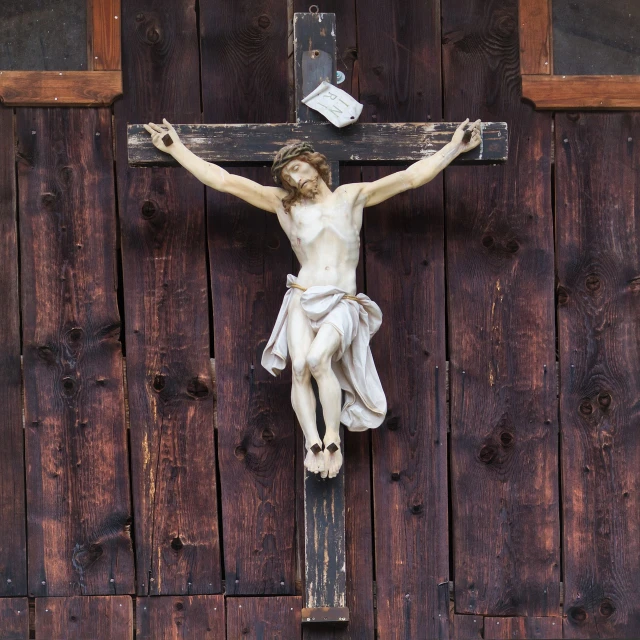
[2,1,640,638]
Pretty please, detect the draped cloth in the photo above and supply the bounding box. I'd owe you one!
[261,274,387,432]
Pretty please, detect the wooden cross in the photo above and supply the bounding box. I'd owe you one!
[128,10,507,627]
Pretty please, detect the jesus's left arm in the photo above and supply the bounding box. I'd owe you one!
[352,118,482,208]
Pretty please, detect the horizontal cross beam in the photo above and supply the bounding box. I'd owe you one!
[127,122,508,167]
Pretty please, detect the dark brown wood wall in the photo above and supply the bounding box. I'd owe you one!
[1,1,640,639]
[443,0,560,619]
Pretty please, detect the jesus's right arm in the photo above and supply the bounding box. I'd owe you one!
[144,120,285,214]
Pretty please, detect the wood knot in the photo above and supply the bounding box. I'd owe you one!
[579,399,593,416]
[141,200,157,219]
[599,600,615,617]
[585,274,601,292]
[597,391,612,409]
[68,328,83,342]
[171,537,184,552]
[391,472,400,481]
[62,377,76,395]
[146,27,161,44]
[499,431,515,448]
[37,345,56,364]
[505,239,520,254]
[257,14,271,28]
[261,428,274,442]
[186,377,209,398]
[41,193,56,207]
[175,601,184,611]
[482,235,495,248]
[266,236,280,250]
[234,445,247,460]
[410,504,423,515]
[386,416,399,431]
[569,606,587,623]
[557,286,569,305]
[478,444,498,463]
[152,374,166,392]
[73,543,103,570]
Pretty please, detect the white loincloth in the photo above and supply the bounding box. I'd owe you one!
[261,274,387,432]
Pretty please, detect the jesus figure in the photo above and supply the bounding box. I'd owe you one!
[144,118,482,478]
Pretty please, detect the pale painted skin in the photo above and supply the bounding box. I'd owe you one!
[145,118,482,477]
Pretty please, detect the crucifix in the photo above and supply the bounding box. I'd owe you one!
[128,8,507,627]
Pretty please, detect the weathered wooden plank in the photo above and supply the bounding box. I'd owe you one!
[443,0,560,617]
[0,71,122,106]
[114,0,221,595]
[484,616,561,639]
[452,614,484,639]
[128,121,508,166]
[357,0,450,638]
[295,5,375,633]
[0,598,29,640]
[17,107,134,597]
[136,595,225,639]
[294,12,337,124]
[521,75,640,110]
[200,0,296,595]
[0,107,27,598]
[226,597,302,639]
[292,11,347,622]
[35,596,133,639]
[556,113,640,639]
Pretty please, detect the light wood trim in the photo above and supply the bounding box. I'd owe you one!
[0,72,122,106]
[519,0,552,75]
[92,0,121,71]
[522,75,640,109]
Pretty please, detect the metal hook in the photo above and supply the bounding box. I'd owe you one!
[309,5,319,14]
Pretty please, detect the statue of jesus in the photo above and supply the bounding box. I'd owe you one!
[144,118,482,479]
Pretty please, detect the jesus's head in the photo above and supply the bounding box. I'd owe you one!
[271,142,331,213]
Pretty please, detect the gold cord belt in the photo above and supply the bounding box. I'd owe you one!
[289,282,363,304]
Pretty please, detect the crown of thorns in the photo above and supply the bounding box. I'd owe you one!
[271,142,316,184]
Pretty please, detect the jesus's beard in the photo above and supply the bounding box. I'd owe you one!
[298,176,319,199]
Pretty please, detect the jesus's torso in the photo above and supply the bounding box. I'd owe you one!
[281,186,363,294]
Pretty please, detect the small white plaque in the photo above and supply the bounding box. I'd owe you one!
[301,81,363,128]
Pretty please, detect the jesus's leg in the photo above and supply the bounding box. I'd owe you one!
[306,324,343,478]
[287,296,325,475]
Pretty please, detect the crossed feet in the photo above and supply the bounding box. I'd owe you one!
[304,439,343,479]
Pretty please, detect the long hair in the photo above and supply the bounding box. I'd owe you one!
[279,152,332,214]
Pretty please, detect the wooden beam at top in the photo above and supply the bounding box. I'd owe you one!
[127,122,508,166]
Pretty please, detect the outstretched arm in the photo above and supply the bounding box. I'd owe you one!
[354,118,482,208]
[144,120,285,214]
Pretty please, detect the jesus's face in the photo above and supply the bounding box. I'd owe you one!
[281,158,320,198]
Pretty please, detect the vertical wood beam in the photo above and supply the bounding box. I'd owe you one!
[443,0,560,616]
[115,0,221,595]
[18,107,135,596]
[357,0,450,637]
[556,113,640,639]
[0,107,27,598]
[200,0,295,595]
[293,11,348,625]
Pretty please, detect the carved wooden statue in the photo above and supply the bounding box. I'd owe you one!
[144,117,482,478]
